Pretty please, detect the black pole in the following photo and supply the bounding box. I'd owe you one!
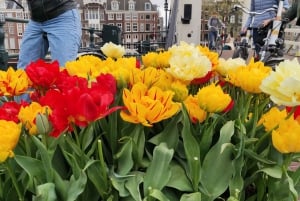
[164,0,168,29]
[0,13,8,70]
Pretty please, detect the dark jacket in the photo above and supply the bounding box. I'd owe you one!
[284,0,300,25]
[27,0,77,22]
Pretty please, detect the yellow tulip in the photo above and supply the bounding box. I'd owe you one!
[184,95,207,123]
[0,67,31,96]
[258,107,287,132]
[227,58,271,93]
[129,67,173,90]
[18,102,51,135]
[0,120,21,163]
[272,117,300,153]
[197,83,232,113]
[170,80,189,102]
[120,83,180,126]
[65,55,104,80]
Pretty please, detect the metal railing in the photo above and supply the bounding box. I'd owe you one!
[0,15,168,70]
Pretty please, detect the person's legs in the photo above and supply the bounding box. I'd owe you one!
[43,9,82,67]
[209,31,217,49]
[252,28,268,60]
[17,20,45,69]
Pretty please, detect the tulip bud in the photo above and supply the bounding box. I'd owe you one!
[36,113,51,135]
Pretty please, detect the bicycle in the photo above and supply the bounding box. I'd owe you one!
[232,1,287,68]
[209,27,226,56]
[232,29,252,60]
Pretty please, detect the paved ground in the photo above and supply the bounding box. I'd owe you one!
[220,49,300,63]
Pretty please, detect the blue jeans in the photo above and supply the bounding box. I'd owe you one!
[17,9,82,69]
[208,30,218,49]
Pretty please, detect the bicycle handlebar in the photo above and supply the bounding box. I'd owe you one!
[232,4,277,16]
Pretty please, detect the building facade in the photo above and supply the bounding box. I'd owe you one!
[0,0,162,53]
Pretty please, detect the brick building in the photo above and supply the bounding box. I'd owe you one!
[0,0,163,53]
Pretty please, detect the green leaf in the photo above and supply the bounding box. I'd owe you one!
[125,171,143,201]
[86,160,110,199]
[31,136,54,182]
[244,149,276,165]
[255,166,282,179]
[14,155,46,184]
[66,171,87,201]
[180,192,201,201]
[33,183,57,201]
[148,189,170,201]
[200,121,235,199]
[80,124,95,152]
[143,143,174,196]
[116,137,134,175]
[181,107,201,191]
[148,114,181,150]
[166,162,193,192]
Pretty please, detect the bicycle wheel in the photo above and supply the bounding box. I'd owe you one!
[215,39,223,56]
[232,48,248,60]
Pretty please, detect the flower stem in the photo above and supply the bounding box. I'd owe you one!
[6,160,24,201]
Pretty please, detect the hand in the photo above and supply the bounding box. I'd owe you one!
[262,19,272,27]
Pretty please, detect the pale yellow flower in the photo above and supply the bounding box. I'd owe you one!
[260,59,300,106]
[166,41,212,82]
[216,57,246,77]
[0,120,21,163]
[198,45,219,70]
[101,42,125,59]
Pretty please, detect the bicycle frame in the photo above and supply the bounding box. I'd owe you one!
[232,1,286,68]
[209,26,225,56]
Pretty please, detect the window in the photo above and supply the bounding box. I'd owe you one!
[116,23,122,30]
[125,13,131,20]
[100,13,104,20]
[140,23,144,32]
[126,23,131,32]
[230,15,235,24]
[145,14,150,20]
[145,3,151,11]
[129,0,135,10]
[86,9,99,20]
[17,23,23,36]
[111,0,119,10]
[132,23,138,32]
[108,13,114,20]
[116,13,122,20]
[8,23,14,34]
[132,13,138,21]
[145,24,150,31]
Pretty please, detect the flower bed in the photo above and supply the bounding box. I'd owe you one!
[0,41,300,201]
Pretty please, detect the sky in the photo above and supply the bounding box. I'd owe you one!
[150,0,168,18]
